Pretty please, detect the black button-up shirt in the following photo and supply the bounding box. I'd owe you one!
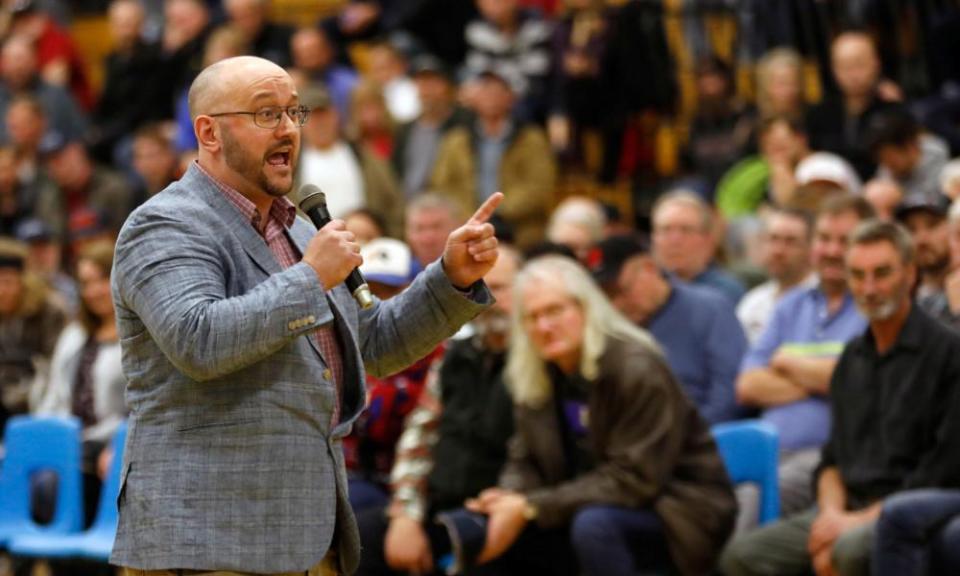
[820,305,960,510]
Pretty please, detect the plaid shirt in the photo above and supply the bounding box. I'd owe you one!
[195,163,344,425]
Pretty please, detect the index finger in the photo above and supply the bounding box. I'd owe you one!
[468,192,504,225]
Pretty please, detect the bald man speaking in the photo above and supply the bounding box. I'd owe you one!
[110,56,500,576]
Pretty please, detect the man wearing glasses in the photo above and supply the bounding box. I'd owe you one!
[110,56,502,576]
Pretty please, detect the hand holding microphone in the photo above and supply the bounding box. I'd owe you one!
[297,184,374,309]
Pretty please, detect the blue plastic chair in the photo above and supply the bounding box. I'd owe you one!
[712,420,780,525]
[10,421,128,561]
[0,416,84,547]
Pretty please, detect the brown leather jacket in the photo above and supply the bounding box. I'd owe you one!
[500,335,736,576]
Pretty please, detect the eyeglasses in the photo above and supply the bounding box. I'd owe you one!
[209,105,311,128]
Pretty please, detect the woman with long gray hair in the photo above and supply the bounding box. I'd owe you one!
[467,255,736,576]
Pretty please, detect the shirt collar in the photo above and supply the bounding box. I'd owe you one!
[194,161,296,230]
[856,303,925,356]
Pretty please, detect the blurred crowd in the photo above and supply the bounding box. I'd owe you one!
[5,0,960,575]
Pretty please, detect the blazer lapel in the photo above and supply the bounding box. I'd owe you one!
[188,166,282,277]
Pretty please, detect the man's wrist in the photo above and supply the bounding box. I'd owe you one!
[441,256,474,292]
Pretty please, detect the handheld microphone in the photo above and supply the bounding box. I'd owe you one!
[297,184,374,309]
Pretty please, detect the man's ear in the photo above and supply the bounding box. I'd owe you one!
[194,116,220,153]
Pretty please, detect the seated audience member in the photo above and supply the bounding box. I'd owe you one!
[88,0,163,165]
[591,235,746,424]
[716,115,810,219]
[651,190,746,305]
[8,0,93,110]
[38,133,135,236]
[547,0,614,171]
[431,68,556,249]
[737,209,816,344]
[155,0,212,120]
[391,54,467,199]
[754,48,806,122]
[0,237,66,439]
[461,0,552,122]
[131,123,181,202]
[546,195,607,262]
[467,256,736,576]
[223,0,293,67]
[736,196,872,519]
[288,26,357,119]
[0,35,88,144]
[722,220,960,576]
[15,217,76,312]
[345,238,439,513]
[866,107,949,202]
[297,85,403,237]
[873,489,960,576]
[34,241,126,523]
[0,144,56,239]
[862,178,903,221]
[5,95,48,186]
[805,31,900,180]
[366,40,421,124]
[915,197,960,330]
[355,248,520,576]
[344,208,386,247]
[405,193,465,268]
[348,79,396,161]
[681,55,757,194]
[173,25,251,155]
[896,196,950,303]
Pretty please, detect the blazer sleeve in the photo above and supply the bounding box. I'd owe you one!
[112,206,332,382]
[356,260,492,379]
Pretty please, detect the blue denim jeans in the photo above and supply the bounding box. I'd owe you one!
[570,505,672,576]
[874,489,960,576]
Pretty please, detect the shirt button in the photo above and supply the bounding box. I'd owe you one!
[323,369,332,380]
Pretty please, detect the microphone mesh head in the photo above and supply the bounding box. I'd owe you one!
[298,185,326,212]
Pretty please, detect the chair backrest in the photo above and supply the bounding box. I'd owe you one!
[0,416,84,537]
[711,420,780,525]
[86,421,128,534]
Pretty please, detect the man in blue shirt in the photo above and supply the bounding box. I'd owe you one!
[736,194,874,520]
[651,190,746,305]
[590,234,747,424]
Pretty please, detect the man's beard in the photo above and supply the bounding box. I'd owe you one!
[917,248,949,276]
[855,284,909,321]
[221,126,295,198]
[474,308,511,340]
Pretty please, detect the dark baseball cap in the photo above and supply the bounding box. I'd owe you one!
[586,234,648,285]
[895,194,949,221]
[14,217,52,243]
[410,54,451,80]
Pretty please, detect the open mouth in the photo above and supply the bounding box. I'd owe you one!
[267,150,291,167]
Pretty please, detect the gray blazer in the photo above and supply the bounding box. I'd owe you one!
[109,164,490,574]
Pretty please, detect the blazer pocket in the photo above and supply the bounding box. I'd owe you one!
[175,418,258,433]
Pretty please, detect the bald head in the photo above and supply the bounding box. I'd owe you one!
[831,32,881,99]
[188,56,289,121]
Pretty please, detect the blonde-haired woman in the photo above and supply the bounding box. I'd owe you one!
[756,48,806,122]
[468,256,735,576]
